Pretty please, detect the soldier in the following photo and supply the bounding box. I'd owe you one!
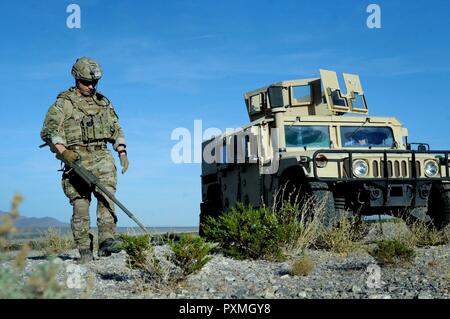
[344,130,369,147]
[41,57,129,263]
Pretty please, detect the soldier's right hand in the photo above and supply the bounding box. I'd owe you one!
[61,149,80,164]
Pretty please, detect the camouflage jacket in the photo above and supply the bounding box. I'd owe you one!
[41,87,126,150]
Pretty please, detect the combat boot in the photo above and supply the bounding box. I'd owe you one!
[98,238,122,257]
[79,248,94,263]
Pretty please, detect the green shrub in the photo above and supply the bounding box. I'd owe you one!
[368,239,416,266]
[168,235,212,275]
[203,203,285,261]
[118,233,152,269]
[119,233,193,290]
[22,257,72,299]
[0,255,25,298]
[202,196,330,261]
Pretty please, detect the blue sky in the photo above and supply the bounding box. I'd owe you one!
[0,0,449,227]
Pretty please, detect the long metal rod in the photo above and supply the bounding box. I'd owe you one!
[91,180,149,234]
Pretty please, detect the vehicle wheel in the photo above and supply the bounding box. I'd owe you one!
[199,184,222,237]
[443,185,450,227]
[199,200,222,237]
[199,210,207,238]
[428,184,450,229]
[308,182,337,227]
[278,166,308,209]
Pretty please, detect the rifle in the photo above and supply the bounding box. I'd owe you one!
[40,139,149,235]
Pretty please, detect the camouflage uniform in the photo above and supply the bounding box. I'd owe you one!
[41,58,126,256]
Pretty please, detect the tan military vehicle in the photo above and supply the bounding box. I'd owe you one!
[200,69,450,231]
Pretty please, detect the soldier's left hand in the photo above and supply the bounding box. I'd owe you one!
[120,153,129,174]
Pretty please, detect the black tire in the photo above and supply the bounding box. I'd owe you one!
[428,184,450,229]
[443,185,450,227]
[308,182,337,227]
[199,184,222,237]
[199,200,222,237]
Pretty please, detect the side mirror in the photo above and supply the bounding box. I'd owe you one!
[418,144,427,152]
[407,142,430,151]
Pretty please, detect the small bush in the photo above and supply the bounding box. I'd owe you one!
[23,257,72,299]
[315,216,365,255]
[118,233,152,269]
[202,204,285,261]
[368,239,416,266]
[0,255,25,298]
[0,194,71,299]
[202,193,330,261]
[40,228,75,256]
[288,254,314,276]
[119,233,186,291]
[168,235,212,275]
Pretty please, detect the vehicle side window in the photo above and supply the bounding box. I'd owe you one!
[285,126,330,148]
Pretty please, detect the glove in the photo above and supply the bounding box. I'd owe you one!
[61,149,80,165]
[119,152,129,174]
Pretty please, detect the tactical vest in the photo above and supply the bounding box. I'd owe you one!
[58,88,116,146]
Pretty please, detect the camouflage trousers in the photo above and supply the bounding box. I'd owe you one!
[61,148,117,251]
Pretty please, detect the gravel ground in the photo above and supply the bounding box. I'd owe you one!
[2,222,450,299]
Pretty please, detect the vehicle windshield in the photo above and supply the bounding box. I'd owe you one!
[285,125,330,148]
[341,126,394,147]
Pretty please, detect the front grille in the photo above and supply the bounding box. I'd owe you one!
[372,159,421,178]
[312,149,450,182]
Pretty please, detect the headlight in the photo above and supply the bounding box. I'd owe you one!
[316,154,328,168]
[424,160,439,177]
[353,160,369,178]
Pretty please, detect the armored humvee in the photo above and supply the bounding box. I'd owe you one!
[200,69,450,231]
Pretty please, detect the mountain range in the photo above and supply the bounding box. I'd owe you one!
[0,211,69,228]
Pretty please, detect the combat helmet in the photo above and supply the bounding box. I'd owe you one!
[71,57,103,81]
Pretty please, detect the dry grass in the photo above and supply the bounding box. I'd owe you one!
[400,220,450,248]
[14,244,31,270]
[0,193,71,298]
[315,216,366,256]
[272,189,327,256]
[40,227,75,256]
[288,254,314,276]
[0,193,22,237]
[0,238,8,252]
